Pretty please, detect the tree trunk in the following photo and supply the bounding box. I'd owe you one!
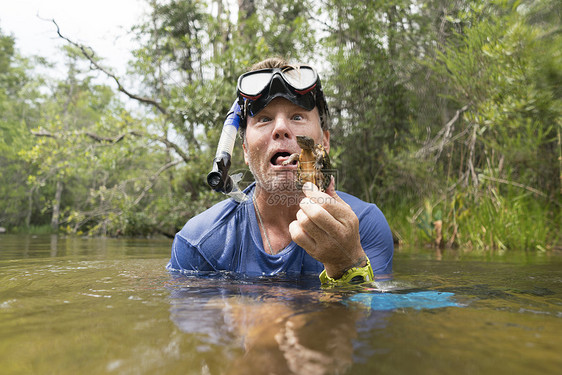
[556,118,562,194]
[25,187,34,228]
[51,180,63,232]
[238,0,255,18]
[238,0,256,37]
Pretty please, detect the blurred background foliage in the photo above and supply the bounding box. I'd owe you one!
[0,0,560,251]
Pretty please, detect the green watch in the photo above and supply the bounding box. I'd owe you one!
[319,257,374,286]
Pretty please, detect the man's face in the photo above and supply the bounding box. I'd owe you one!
[242,97,330,193]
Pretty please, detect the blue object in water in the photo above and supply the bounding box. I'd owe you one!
[348,291,460,311]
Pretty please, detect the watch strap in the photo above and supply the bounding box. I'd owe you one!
[319,257,374,285]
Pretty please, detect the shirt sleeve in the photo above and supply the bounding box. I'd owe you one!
[166,233,215,272]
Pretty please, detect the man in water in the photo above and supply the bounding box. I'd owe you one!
[167,57,393,284]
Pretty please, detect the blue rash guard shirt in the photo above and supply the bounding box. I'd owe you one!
[167,183,394,279]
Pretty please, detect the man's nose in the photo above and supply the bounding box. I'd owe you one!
[272,116,292,140]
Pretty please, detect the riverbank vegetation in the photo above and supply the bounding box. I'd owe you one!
[1,0,560,250]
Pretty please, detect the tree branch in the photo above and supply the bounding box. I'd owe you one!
[32,129,141,144]
[84,131,141,143]
[156,135,193,164]
[51,19,168,115]
[133,159,182,205]
[32,129,191,164]
[416,104,470,159]
[30,130,57,138]
[479,175,550,200]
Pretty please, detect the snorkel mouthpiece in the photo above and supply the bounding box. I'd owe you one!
[207,152,232,192]
[207,100,247,202]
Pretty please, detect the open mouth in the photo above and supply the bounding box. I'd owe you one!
[270,152,295,166]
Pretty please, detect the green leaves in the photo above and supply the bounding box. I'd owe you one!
[0,1,559,248]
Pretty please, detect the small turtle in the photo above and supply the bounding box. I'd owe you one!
[282,135,331,191]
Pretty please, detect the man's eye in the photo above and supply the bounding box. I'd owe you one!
[292,114,303,121]
[258,116,271,123]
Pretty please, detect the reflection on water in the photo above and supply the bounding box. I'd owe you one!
[0,234,172,260]
[1,234,561,375]
[167,275,391,375]
[169,279,465,375]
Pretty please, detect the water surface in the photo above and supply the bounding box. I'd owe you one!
[1,235,561,374]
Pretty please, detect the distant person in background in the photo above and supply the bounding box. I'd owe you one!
[167,57,393,285]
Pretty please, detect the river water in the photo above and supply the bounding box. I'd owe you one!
[1,234,561,375]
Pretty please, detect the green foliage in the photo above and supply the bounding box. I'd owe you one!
[460,191,554,251]
[414,188,558,251]
[322,0,413,203]
[0,1,559,251]
[10,224,53,235]
[414,0,561,249]
[0,28,45,228]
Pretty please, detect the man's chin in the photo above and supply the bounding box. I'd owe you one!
[254,171,299,194]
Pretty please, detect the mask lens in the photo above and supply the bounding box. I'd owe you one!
[282,67,317,90]
[239,71,273,96]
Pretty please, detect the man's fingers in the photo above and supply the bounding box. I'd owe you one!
[296,205,329,238]
[289,219,315,250]
[301,181,352,226]
[299,197,340,234]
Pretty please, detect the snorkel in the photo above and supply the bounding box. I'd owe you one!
[206,100,248,202]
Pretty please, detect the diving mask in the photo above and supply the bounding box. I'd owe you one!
[237,65,322,118]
